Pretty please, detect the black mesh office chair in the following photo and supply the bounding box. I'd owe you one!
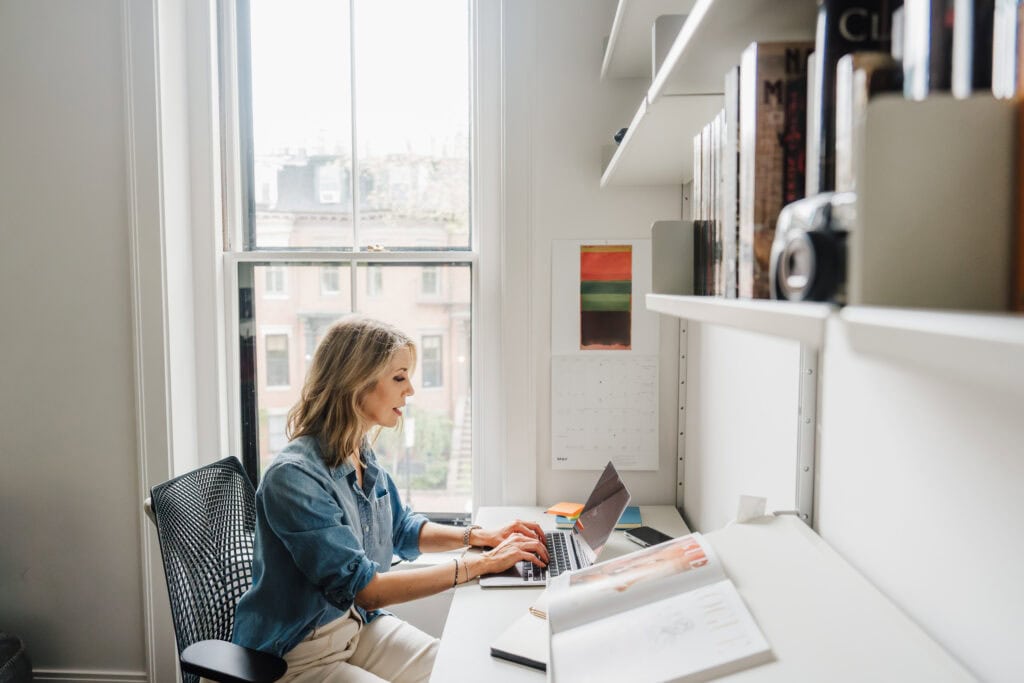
[148,456,286,683]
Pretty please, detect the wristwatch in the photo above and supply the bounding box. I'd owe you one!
[462,524,482,547]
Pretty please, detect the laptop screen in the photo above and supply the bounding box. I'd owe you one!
[574,461,631,555]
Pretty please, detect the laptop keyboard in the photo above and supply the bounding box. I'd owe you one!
[520,533,572,582]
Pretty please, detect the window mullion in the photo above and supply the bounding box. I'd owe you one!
[349,0,359,253]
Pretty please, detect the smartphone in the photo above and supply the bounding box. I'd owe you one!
[623,525,673,548]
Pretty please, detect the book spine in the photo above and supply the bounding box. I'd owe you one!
[903,0,955,100]
[692,131,703,295]
[834,52,902,193]
[991,0,1020,98]
[712,110,725,297]
[952,0,995,98]
[739,41,814,299]
[812,0,901,192]
[704,120,714,295]
[723,66,741,299]
[1016,98,1024,311]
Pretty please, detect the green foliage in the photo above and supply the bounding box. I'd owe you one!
[372,407,453,490]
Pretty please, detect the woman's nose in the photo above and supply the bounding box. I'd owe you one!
[406,384,415,397]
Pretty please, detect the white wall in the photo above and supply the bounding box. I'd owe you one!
[816,317,1024,682]
[0,0,147,677]
[504,0,686,507]
[682,324,801,531]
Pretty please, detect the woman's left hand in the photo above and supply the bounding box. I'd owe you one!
[472,519,546,549]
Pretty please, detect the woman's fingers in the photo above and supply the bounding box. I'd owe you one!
[513,520,546,542]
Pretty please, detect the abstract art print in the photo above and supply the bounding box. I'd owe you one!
[579,244,632,350]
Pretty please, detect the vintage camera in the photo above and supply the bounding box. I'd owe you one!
[770,192,856,303]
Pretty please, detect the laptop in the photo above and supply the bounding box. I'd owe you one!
[479,461,631,587]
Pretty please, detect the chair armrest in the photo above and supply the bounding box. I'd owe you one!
[180,640,287,683]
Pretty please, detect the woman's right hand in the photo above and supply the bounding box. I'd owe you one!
[467,532,548,579]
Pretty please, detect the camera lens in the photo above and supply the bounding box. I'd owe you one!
[779,232,815,299]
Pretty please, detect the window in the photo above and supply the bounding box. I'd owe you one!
[227,0,477,515]
[366,265,383,297]
[267,412,289,455]
[421,334,443,388]
[265,333,290,387]
[264,266,287,297]
[421,266,440,296]
[321,266,341,295]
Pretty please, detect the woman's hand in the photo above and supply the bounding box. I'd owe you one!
[465,532,549,579]
[471,519,547,550]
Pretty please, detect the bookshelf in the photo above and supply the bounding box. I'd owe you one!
[646,294,833,347]
[839,306,1024,390]
[600,94,722,186]
[602,5,1023,679]
[647,0,818,100]
[601,0,816,187]
[600,0,697,80]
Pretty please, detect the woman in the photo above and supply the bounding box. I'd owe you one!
[232,315,548,682]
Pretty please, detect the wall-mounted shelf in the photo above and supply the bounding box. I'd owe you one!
[601,94,723,187]
[601,0,698,79]
[648,0,818,101]
[646,293,834,347]
[647,294,1024,388]
[840,306,1024,390]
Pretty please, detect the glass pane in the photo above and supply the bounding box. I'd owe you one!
[248,0,355,248]
[354,0,470,250]
[248,263,353,474]
[357,264,472,515]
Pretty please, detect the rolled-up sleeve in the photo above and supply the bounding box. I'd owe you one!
[385,472,429,561]
[260,464,380,607]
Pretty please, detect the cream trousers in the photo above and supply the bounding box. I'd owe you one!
[207,610,438,683]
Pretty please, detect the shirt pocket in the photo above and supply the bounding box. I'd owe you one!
[370,488,393,547]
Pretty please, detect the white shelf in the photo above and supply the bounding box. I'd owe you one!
[601,0,698,80]
[646,293,834,347]
[840,306,1024,390]
[648,0,818,101]
[601,93,723,187]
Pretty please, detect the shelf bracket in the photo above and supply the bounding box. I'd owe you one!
[676,319,688,511]
[795,344,819,525]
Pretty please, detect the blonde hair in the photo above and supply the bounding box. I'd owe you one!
[287,315,416,469]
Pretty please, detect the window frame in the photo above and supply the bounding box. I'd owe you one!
[219,0,503,516]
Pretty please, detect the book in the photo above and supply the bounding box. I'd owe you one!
[722,65,741,299]
[738,41,813,299]
[951,0,995,98]
[545,533,772,682]
[903,0,956,100]
[489,591,553,671]
[556,504,641,529]
[811,0,901,192]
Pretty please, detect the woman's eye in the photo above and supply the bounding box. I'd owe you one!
[394,375,406,382]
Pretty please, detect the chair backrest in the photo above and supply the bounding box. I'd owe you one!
[149,457,257,683]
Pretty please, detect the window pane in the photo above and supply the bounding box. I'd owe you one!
[246,263,353,471]
[265,334,290,386]
[356,264,471,514]
[421,334,443,388]
[355,0,470,250]
[248,0,354,248]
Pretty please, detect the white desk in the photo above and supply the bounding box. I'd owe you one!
[431,505,690,683]
[431,509,974,683]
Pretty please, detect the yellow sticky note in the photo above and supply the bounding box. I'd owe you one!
[545,501,584,518]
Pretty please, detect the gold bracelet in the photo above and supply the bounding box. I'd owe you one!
[463,524,482,547]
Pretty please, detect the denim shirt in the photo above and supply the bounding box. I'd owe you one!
[232,435,428,656]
